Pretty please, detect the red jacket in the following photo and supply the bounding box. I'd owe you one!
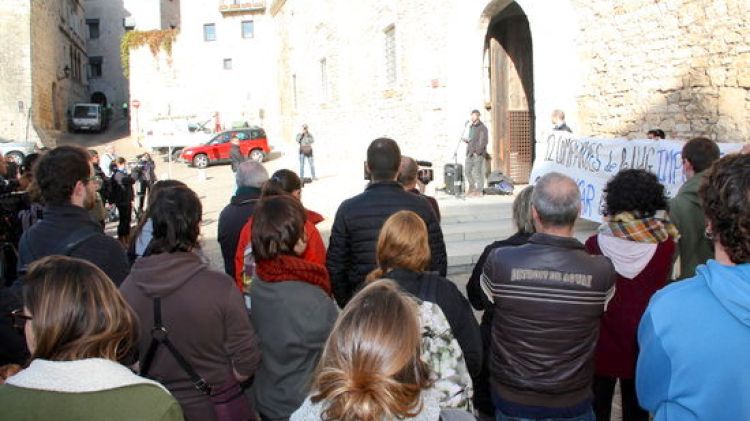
[585,235,675,378]
[233,209,326,291]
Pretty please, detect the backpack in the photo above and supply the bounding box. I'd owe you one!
[17,227,100,277]
[484,171,514,195]
[417,277,474,410]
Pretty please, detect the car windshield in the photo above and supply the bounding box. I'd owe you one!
[73,106,98,118]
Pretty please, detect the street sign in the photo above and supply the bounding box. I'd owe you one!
[131,99,141,109]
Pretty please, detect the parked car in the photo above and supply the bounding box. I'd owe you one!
[180,128,270,168]
[0,137,37,165]
[69,103,108,133]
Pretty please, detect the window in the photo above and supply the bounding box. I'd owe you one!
[88,56,103,79]
[86,19,99,39]
[223,58,232,70]
[320,58,328,99]
[241,20,254,39]
[204,23,216,41]
[384,25,396,86]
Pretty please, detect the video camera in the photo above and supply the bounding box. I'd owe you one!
[363,160,434,185]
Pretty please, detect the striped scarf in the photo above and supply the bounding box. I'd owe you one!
[599,211,680,243]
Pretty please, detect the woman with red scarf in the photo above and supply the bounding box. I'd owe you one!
[233,169,326,291]
[249,195,338,420]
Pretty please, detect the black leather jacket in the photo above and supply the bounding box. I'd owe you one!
[482,233,616,408]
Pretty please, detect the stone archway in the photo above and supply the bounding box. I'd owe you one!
[91,91,107,106]
[485,1,534,183]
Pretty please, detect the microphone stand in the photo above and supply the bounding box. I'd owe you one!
[450,122,469,199]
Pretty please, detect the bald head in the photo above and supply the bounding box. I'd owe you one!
[532,172,580,229]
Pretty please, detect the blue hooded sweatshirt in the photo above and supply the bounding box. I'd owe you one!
[636,260,750,420]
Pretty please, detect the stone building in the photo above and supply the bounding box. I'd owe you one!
[82,0,180,118]
[127,0,274,138]
[270,0,750,183]
[0,0,89,145]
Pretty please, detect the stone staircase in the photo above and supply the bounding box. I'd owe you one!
[436,193,600,276]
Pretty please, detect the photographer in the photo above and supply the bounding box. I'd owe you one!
[133,152,157,219]
[398,156,440,222]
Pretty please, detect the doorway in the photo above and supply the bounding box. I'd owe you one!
[486,2,534,183]
[91,91,107,106]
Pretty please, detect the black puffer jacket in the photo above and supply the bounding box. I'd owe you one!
[385,269,482,379]
[326,182,447,307]
[217,187,261,279]
[482,233,616,408]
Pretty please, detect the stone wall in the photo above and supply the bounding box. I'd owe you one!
[574,0,750,142]
[269,0,749,186]
[31,0,89,144]
[0,0,33,142]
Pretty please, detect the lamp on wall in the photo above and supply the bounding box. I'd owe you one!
[57,65,71,81]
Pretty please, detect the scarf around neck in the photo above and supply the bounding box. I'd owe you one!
[598,210,680,243]
[255,254,331,295]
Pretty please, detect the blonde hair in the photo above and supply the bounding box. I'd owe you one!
[366,211,430,281]
[23,256,138,362]
[311,279,432,421]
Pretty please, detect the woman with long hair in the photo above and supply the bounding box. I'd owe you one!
[0,256,182,420]
[128,179,187,263]
[292,279,438,421]
[120,185,260,420]
[232,169,326,291]
[250,195,338,420]
[367,210,481,409]
[585,169,677,421]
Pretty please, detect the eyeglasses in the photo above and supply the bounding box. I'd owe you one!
[8,309,32,331]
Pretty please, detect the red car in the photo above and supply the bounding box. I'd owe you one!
[180,128,270,168]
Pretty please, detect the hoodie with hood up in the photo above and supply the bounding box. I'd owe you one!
[120,252,260,421]
[669,171,714,280]
[636,260,750,421]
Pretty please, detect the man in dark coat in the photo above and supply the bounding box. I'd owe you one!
[218,160,269,279]
[16,146,130,285]
[230,135,244,173]
[327,138,447,307]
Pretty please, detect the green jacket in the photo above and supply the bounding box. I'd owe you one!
[0,358,183,421]
[670,171,714,280]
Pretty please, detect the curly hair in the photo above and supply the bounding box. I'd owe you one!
[700,153,750,264]
[603,169,668,217]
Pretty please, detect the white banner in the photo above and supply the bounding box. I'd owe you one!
[529,132,743,222]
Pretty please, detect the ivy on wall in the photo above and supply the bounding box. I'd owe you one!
[120,29,178,79]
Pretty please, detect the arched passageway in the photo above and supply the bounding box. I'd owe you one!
[486,1,534,183]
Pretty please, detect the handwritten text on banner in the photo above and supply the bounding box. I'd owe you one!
[529,132,743,223]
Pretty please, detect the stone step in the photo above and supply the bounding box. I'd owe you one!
[441,220,515,242]
[445,219,601,275]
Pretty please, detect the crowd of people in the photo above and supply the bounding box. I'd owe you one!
[0,133,748,421]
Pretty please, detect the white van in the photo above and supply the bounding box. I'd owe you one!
[70,103,107,133]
